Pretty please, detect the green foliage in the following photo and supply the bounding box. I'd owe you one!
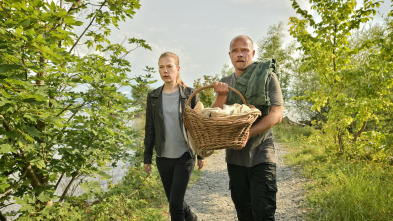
[306,163,393,221]
[274,122,315,144]
[14,140,169,220]
[220,63,235,77]
[275,124,393,221]
[75,167,168,221]
[190,166,202,185]
[0,0,155,219]
[193,74,220,107]
[131,67,157,118]
[191,63,234,108]
[23,168,169,220]
[256,22,297,102]
[194,63,233,108]
[289,0,393,159]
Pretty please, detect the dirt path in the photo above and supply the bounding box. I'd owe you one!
[185,143,307,221]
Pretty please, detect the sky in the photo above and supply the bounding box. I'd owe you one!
[114,0,309,89]
[108,0,391,90]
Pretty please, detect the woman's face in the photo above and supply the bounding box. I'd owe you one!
[158,56,180,84]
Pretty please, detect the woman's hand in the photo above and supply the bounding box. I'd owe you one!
[197,159,204,170]
[144,164,151,175]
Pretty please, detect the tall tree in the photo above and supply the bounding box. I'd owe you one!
[220,63,235,77]
[289,0,392,156]
[288,53,325,124]
[256,22,297,103]
[130,67,157,118]
[192,64,234,108]
[0,0,151,219]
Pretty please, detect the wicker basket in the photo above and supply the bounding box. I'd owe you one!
[183,84,261,152]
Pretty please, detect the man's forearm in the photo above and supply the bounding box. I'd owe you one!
[249,105,283,138]
[211,94,227,108]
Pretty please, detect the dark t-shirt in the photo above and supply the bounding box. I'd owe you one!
[220,72,283,167]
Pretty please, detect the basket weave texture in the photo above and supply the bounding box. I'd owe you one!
[183,84,261,151]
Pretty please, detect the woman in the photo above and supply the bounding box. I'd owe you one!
[144,52,204,221]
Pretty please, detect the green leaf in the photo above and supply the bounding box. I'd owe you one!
[37,191,52,202]
[24,134,35,143]
[96,170,111,180]
[0,64,22,72]
[0,178,11,192]
[0,144,13,154]
[64,17,76,25]
[25,126,41,137]
[21,19,31,28]
[15,195,35,213]
[30,158,46,169]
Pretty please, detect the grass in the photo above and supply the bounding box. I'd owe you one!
[274,122,393,221]
[190,166,202,184]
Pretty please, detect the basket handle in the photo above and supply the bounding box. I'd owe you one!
[186,84,247,107]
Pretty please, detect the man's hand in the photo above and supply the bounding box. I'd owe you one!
[212,82,229,108]
[197,159,204,170]
[144,164,151,175]
[213,81,229,96]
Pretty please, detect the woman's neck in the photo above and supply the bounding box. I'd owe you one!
[162,82,179,93]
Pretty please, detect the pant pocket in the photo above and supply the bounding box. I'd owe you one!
[266,179,277,193]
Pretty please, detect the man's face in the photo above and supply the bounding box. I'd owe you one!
[229,37,255,73]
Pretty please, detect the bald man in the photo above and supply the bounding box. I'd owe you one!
[213,35,283,221]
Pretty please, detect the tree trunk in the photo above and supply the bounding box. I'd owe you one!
[338,133,344,154]
[353,121,367,142]
[60,175,78,202]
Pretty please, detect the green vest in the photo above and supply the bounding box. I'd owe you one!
[227,59,275,116]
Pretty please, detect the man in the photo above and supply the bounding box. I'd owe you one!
[212,35,283,221]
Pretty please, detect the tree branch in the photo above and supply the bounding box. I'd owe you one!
[353,121,367,142]
[0,211,6,221]
[0,116,48,188]
[24,163,46,188]
[69,0,107,53]
[54,0,84,29]
[55,172,65,190]
[67,101,87,123]
[59,174,79,202]
[0,169,27,199]
[57,103,73,117]
[0,115,11,131]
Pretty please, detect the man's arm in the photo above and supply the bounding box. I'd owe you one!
[249,105,283,138]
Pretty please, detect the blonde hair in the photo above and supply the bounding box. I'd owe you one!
[158,52,186,88]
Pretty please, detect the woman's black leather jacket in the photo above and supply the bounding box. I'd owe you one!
[144,84,200,164]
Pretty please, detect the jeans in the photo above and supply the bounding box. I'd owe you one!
[227,163,277,221]
[156,152,195,221]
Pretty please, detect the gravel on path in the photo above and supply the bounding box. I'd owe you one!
[185,143,307,221]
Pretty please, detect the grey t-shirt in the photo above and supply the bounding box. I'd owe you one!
[221,72,283,167]
[161,90,188,158]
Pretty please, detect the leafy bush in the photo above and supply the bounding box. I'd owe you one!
[0,1,154,220]
[14,146,169,220]
[276,124,393,221]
